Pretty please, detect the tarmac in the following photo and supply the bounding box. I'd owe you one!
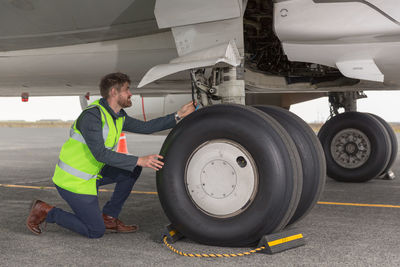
[0,127,399,266]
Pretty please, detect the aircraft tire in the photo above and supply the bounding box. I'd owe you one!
[369,114,398,176]
[156,104,302,246]
[318,112,391,182]
[254,105,326,225]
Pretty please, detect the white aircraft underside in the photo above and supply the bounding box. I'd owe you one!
[0,0,399,97]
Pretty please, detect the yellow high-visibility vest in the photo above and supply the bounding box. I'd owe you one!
[52,100,125,195]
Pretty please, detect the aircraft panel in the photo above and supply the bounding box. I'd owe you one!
[0,0,161,51]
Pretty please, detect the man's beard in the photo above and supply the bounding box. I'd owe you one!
[117,95,132,108]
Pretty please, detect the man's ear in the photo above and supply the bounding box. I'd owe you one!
[110,87,117,97]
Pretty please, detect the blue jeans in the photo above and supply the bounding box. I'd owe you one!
[46,165,142,238]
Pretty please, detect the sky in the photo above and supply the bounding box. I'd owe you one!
[290,91,400,123]
[0,96,82,122]
[0,91,399,123]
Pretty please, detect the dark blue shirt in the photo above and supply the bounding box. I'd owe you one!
[76,98,176,171]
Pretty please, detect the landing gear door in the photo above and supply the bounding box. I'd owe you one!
[155,0,242,30]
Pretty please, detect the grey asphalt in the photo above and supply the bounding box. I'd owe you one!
[0,127,399,266]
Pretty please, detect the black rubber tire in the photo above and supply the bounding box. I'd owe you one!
[369,114,398,175]
[254,105,326,225]
[318,112,391,182]
[157,104,302,246]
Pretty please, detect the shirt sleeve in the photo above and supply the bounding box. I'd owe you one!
[122,113,176,133]
[76,108,138,171]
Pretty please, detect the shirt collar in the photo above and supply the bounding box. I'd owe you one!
[99,98,126,119]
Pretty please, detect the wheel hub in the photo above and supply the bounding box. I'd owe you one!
[200,160,237,199]
[330,128,371,169]
[185,140,258,218]
[344,142,358,155]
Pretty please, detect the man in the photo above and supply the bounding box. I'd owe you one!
[26,72,195,238]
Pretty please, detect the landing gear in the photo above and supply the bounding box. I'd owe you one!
[157,105,302,246]
[318,112,391,182]
[320,92,396,182]
[156,66,327,246]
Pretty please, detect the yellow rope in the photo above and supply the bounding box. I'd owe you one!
[162,236,266,258]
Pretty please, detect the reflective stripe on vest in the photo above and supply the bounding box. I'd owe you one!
[57,160,97,181]
[69,105,114,149]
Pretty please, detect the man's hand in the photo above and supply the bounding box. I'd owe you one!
[137,154,164,171]
[177,101,197,119]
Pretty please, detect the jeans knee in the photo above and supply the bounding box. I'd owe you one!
[88,225,105,239]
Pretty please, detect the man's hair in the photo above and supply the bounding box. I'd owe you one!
[99,72,131,99]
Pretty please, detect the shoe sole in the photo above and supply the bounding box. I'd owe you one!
[105,227,139,234]
[26,200,41,235]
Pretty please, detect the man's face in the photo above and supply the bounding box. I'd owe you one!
[116,82,133,108]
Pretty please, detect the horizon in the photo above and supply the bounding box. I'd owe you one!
[0,91,399,123]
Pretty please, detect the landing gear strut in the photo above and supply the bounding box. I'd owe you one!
[328,91,366,116]
[190,66,245,107]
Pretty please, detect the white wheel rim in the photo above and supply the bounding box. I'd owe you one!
[330,128,371,169]
[185,139,258,218]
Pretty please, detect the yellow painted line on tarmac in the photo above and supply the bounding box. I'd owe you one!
[0,184,157,195]
[1,184,399,207]
[317,201,400,209]
[0,184,55,190]
[124,190,157,195]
